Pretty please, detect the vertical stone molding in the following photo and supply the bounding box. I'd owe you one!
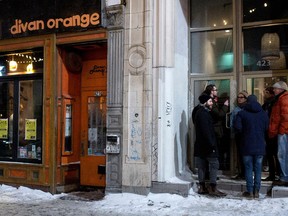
[105,4,125,193]
[122,0,153,192]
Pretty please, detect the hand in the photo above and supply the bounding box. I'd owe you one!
[224,99,229,106]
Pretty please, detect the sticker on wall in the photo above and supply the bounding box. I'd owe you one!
[25,119,37,140]
[0,118,8,139]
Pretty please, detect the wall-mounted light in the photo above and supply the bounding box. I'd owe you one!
[261,33,280,60]
[105,0,126,7]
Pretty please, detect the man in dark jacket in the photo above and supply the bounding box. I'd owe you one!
[234,95,269,199]
[194,94,226,197]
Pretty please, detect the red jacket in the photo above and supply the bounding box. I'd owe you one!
[269,91,288,138]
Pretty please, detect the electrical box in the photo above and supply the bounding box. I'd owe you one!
[106,135,120,154]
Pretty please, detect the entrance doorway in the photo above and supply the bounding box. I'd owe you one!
[58,42,107,188]
[190,78,232,172]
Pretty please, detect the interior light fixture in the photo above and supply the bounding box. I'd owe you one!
[261,33,280,60]
[26,63,33,72]
[9,60,18,71]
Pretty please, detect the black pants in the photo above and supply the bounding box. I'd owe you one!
[266,137,280,178]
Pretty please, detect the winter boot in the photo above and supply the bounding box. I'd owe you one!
[198,182,208,194]
[242,191,253,199]
[254,190,259,199]
[208,183,226,197]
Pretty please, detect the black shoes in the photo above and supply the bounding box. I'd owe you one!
[242,191,259,199]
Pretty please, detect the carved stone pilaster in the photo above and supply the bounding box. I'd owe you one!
[105,5,125,193]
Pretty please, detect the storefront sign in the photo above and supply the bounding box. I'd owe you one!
[0,0,103,39]
[25,119,37,140]
[0,119,8,139]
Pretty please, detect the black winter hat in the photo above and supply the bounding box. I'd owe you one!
[198,94,212,104]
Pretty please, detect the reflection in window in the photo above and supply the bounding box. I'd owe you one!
[87,96,106,155]
[243,0,288,23]
[18,80,42,160]
[191,30,233,74]
[0,82,13,158]
[191,0,232,28]
[0,48,43,76]
[246,76,288,105]
[243,25,288,72]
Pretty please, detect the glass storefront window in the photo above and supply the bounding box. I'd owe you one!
[18,80,43,160]
[0,49,43,76]
[246,76,288,104]
[0,81,14,158]
[0,48,43,163]
[191,30,233,74]
[243,0,288,23]
[243,25,288,72]
[191,0,232,28]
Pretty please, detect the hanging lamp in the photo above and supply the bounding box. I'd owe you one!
[261,33,280,60]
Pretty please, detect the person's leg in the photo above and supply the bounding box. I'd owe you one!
[243,155,253,193]
[195,157,206,183]
[206,157,226,196]
[235,135,244,178]
[207,157,219,185]
[253,155,263,196]
[265,141,275,180]
[278,134,288,182]
[195,157,208,194]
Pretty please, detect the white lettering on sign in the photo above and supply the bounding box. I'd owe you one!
[10,12,100,35]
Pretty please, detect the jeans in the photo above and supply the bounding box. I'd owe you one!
[278,134,288,182]
[243,155,263,193]
[195,157,219,185]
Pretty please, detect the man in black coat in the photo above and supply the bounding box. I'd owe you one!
[194,94,226,197]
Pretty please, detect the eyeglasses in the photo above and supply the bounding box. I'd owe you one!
[237,96,246,99]
[213,89,218,91]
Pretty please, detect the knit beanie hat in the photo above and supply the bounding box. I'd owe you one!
[247,94,257,103]
[198,94,212,104]
[238,90,248,98]
[273,81,288,90]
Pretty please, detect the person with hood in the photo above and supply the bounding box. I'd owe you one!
[194,94,226,197]
[234,95,269,199]
[269,81,288,186]
[230,90,249,179]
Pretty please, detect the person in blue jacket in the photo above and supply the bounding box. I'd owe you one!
[234,95,269,199]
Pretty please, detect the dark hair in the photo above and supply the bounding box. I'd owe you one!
[203,84,215,95]
[265,87,274,95]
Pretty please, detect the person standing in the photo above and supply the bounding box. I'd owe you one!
[203,84,229,170]
[194,94,226,197]
[268,81,288,186]
[234,95,269,198]
[262,87,280,181]
[230,90,248,179]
